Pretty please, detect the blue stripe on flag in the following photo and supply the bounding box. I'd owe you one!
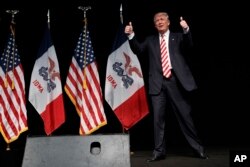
[37,24,53,58]
[111,23,127,52]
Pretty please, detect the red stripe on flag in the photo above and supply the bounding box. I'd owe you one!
[114,87,149,130]
[40,94,65,135]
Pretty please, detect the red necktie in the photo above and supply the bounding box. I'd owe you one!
[160,35,171,78]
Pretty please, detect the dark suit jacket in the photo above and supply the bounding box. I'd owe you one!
[129,31,197,95]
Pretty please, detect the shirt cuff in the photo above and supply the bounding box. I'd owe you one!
[128,32,135,40]
[183,27,189,34]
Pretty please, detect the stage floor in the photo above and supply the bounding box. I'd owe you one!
[1,145,248,167]
[131,146,229,167]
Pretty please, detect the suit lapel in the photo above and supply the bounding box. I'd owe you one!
[168,32,175,59]
[152,35,161,62]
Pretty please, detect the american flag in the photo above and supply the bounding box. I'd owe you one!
[0,24,28,143]
[64,28,107,135]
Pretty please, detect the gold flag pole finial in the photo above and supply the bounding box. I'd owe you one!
[47,9,50,29]
[6,10,19,24]
[78,6,91,90]
[120,4,123,24]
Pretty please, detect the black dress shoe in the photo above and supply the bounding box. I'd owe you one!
[147,155,166,162]
[195,151,209,159]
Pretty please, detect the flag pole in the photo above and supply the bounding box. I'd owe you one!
[120,4,126,134]
[120,4,129,135]
[78,6,91,90]
[47,9,52,137]
[6,144,11,151]
[5,9,19,151]
[120,3,135,155]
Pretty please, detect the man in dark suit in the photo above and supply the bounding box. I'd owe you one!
[124,12,208,162]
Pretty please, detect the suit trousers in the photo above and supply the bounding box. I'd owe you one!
[150,71,204,157]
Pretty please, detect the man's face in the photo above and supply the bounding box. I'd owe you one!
[154,13,170,34]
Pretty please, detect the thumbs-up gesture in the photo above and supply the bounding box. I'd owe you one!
[125,22,134,35]
[180,16,189,29]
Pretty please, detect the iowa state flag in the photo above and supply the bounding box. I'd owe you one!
[105,23,149,130]
[28,23,65,135]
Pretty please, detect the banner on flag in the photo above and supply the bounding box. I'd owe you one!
[28,23,65,135]
[64,27,107,135]
[0,23,28,143]
[105,23,149,130]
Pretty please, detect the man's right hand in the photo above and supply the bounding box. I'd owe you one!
[124,22,133,35]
